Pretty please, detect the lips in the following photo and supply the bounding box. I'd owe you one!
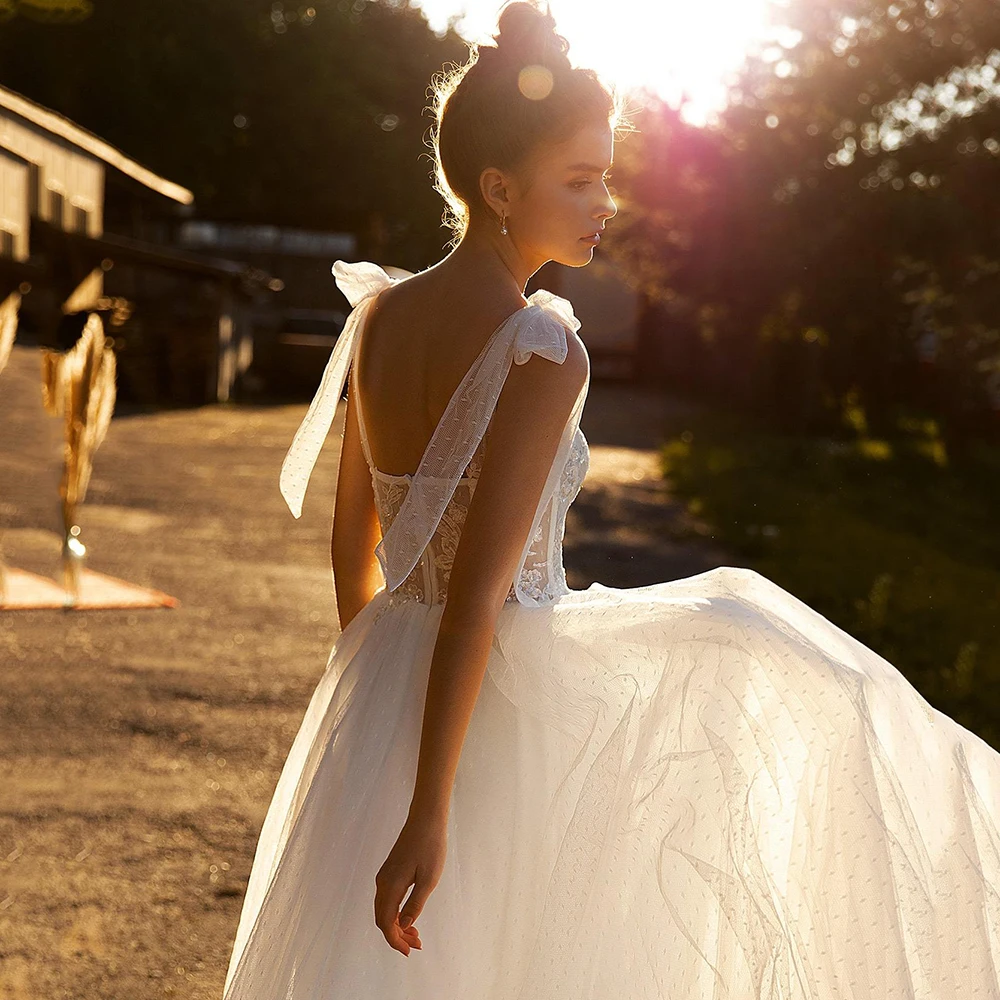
[581,232,601,245]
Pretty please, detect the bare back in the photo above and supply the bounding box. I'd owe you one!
[354,268,529,478]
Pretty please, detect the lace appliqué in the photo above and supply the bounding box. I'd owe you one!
[514,428,589,603]
[560,430,589,503]
[374,429,589,608]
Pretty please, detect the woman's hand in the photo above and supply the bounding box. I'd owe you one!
[373,810,448,956]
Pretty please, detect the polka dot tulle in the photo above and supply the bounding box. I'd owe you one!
[227,262,1000,999]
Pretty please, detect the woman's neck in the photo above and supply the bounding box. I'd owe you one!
[439,225,540,297]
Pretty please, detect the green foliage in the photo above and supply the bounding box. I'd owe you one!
[610,0,1000,443]
[661,404,1000,750]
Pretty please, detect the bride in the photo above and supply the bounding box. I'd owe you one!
[223,3,1000,997]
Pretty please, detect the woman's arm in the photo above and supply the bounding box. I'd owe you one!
[408,333,590,821]
[332,371,383,632]
[372,334,589,952]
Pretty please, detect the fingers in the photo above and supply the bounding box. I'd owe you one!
[400,922,422,949]
[374,868,420,956]
[378,912,421,954]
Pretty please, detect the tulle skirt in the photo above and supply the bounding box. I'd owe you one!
[223,566,1000,999]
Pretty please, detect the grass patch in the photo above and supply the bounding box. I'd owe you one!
[661,409,1000,751]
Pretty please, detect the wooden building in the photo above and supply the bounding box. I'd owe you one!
[0,83,277,406]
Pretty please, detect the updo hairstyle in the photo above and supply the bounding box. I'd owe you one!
[428,1,630,246]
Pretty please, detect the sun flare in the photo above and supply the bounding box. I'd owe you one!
[414,0,788,126]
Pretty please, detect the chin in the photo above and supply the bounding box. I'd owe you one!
[552,245,595,268]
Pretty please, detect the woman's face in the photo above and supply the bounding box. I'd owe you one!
[510,121,618,268]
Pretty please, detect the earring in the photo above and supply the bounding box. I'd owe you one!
[500,212,508,236]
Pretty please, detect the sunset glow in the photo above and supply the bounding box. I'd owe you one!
[414,0,794,126]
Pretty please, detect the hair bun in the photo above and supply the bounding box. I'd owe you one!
[491,2,570,70]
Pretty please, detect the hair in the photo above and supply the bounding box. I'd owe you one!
[427,1,632,248]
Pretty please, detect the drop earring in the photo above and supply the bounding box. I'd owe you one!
[500,212,508,236]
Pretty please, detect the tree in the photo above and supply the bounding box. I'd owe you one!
[608,0,1000,443]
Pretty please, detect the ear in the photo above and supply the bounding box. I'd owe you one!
[478,166,512,221]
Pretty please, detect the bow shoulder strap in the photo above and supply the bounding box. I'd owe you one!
[279,260,397,518]
[375,290,580,592]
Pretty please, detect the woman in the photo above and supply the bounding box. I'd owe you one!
[223,3,1000,997]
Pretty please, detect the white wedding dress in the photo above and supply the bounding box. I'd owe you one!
[223,260,1000,999]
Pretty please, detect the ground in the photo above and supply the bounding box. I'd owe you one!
[0,343,728,999]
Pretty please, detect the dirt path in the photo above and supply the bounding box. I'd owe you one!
[573,381,732,589]
[0,344,728,999]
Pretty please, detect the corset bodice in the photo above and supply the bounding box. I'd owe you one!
[372,427,590,607]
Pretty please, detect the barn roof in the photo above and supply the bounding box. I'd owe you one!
[0,83,194,206]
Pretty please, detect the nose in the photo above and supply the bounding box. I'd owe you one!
[598,191,617,223]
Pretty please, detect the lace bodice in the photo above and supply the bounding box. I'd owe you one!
[279,259,591,609]
[370,424,590,607]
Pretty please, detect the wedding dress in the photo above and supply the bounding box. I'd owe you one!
[223,259,1000,999]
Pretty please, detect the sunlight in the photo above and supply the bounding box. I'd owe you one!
[413,0,788,125]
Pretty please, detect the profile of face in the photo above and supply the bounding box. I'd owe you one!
[480,121,618,269]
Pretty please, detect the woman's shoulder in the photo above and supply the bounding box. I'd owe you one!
[372,264,529,348]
